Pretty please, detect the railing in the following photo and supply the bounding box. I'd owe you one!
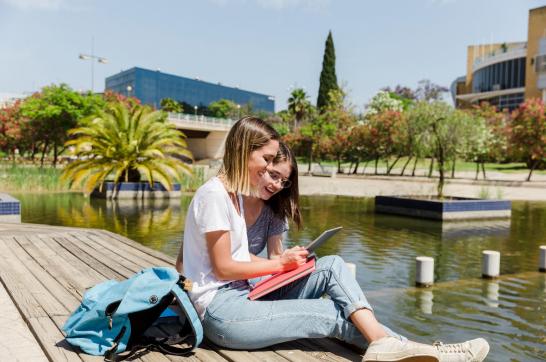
[167,112,236,129]
[473,46,527,72]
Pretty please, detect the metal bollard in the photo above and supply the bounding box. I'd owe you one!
[538,245,546,273]
[416,256,434,287]
[345,262,356,279]
[482,250,500,278]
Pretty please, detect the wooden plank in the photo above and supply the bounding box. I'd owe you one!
[13,234,85,299]
[21,234,101,291]
[192,342,231,362]
[28,316,83,362]
[294,339,362,362]
[7,235,81,311]
[79,231,171,269]
[0,237,68,317]
[270,342,326,362]
[214,346,294,362]
[53,234,131,280]
[0,281,48,362]
[95,229,176,265]
[70,232,153,272]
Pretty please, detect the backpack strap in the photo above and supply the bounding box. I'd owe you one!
[171,283,203,351]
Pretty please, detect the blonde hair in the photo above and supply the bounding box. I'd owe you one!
[219,116,280,195]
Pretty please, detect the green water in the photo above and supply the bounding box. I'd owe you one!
[13,193,546,361]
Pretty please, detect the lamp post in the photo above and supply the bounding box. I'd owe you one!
[194,105,198,116]
[78,38,108,92]
[237,104,241,119]
[126,85,133,98]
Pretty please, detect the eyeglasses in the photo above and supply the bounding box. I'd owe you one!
[266,170,292,189]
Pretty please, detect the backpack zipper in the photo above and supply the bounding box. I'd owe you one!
[105,300,121,330]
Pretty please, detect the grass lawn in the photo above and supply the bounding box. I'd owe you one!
[0,162,206,193]
[297,157,546,175]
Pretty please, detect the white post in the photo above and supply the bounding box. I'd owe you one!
[482,250,500,278]
[416,256,434,287]
[539,246,546,272]
[345,262,356,279]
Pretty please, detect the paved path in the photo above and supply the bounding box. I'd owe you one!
[299,173,546,200]
[0,222,362,362]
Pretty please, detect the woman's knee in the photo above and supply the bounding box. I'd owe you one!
[318,255,345,271]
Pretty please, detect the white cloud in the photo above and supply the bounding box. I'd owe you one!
[0,0,64,10]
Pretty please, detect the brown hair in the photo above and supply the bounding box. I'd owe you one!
[266,142,302,229]
[219,116,280,195]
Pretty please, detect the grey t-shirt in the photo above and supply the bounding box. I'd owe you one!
[247,204,288,256]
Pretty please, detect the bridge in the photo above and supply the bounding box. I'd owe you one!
[167,112,236,160]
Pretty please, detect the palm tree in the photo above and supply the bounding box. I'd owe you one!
[288,88,311,129]
[61,101,193,195]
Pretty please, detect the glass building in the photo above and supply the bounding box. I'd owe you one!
[105,67,275,113]
[452,42,527,111]
[452,6,546,111]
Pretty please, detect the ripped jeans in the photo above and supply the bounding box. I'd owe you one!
[202,255,405,350]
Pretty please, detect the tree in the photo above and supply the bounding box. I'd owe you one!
[317,31,338,110]
[0,100,25,160]
[381,85,417,101]
[62,102,193,195]
[103,90,140,109]
[287,88,312,129]
[160,98,183,113]
[320,89,356,172]
[364,90,403,118]
[408,101,470,197]
[468,102,509,179]
[416,79,448,102]
[509,98,546,181]
[208,99,238,119]
[19,84,105,166]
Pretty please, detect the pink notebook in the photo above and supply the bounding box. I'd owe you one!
[248,257,316,300]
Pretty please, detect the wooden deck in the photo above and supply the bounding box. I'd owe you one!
[0,222,362,362]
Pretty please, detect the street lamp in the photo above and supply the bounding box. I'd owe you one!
[126,85,133,98]
[194,105,198,116]
[78,38,108,92]
[237,104,241,119]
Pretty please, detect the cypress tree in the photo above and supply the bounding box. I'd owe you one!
[317,31,338,110]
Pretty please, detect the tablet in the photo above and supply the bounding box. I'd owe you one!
[305,226,343,253]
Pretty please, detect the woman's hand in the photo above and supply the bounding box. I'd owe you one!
[279,246,309,271]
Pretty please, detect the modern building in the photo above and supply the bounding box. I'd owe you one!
[105,67,275,113]
[452,6,546,111]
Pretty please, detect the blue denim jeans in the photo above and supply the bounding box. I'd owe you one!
[202,255,405,350]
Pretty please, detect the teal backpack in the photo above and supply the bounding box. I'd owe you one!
[63,267,203,361]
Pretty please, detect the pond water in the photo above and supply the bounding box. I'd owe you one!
[13,192,546,361]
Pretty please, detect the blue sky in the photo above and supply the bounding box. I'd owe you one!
[1,0,545,111]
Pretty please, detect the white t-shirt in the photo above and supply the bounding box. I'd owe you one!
[182,177,251,319]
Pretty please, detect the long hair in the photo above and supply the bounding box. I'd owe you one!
[266,142,302,229]
[219,116,280,195]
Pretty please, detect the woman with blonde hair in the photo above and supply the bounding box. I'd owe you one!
[177,117,489,362]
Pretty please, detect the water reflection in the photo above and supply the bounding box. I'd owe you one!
[374,215,511,241]
[12,193,546,361]
[482,280,499,308]
[417,289,434,315]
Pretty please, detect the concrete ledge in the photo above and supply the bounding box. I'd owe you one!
[0,193,20,223]
[91,182,182,199]
[375,196,512,220]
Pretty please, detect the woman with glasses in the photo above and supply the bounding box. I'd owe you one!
[243,142,299,260]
